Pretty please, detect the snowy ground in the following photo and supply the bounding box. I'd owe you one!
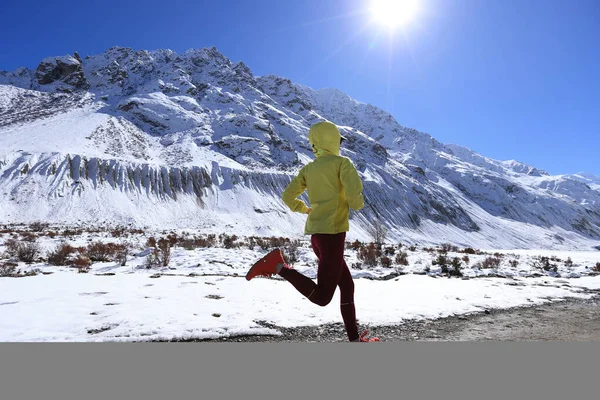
[1,226,600,342]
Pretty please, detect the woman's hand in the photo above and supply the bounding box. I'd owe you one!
[306,208,312,214]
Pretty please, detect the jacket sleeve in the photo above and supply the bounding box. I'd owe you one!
[282,169,310,214]
[340,158,364,210]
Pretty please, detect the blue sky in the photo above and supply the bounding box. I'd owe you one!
[1,0,599,175]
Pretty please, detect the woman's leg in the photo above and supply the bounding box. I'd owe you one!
[338,259,359,341]
[278,233,345,307]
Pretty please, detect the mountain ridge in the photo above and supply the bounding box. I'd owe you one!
[1,46,599,250]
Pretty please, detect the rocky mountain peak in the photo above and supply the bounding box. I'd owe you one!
[34,54,89,91]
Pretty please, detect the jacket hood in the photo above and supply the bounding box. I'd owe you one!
[308,121,342,157]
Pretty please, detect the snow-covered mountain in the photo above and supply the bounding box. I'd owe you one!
[1,46,599,250]
[565,173,600,192]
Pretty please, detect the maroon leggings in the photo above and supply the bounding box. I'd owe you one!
[279,232,359,341]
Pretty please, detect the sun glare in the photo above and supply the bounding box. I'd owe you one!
[369,0,420,29]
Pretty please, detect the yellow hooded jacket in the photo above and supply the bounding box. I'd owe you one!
[282,121,365,235]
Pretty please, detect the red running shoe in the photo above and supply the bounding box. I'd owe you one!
[359,330,380,342]
[245,249,285,281]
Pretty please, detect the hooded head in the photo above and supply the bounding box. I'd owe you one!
[308,121,346,157]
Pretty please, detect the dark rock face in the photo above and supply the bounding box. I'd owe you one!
[35,56,89,90]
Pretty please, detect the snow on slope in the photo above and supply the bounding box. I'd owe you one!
[566,172,600,192]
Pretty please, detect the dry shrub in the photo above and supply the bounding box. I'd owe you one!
[358,243,380,268]
[146,237,157,248]
[145,252,160,269]
[384,246,396,256]
[450,257,463,277]
[350,240,362,250]
[366,218,388,245]
[350,261,362,270]
[113,244,129,266]
[21,232,38,242]
[201,235,217,247]
[221,234,238,249]
[84,241,128,264]
[282,240,300,265]
[594,262,600,273]
[110,226,145,238]
[440,243,458,253]
[462,255,470,264]
[30,221,49,232]
[180,235,217,249]
[4,238,20,257]
[254,237,270,250]
[564,257,573,267]
[47,242,76,266]
[269,237,290,248]
[86,241,114,262]
[380,256,393,268]
[481,256,502,269]
[0,261,18,276]
[62,229,83,237]
[0,261,39,277]
[71,255,92,273]
[395,251,409,266]
[166,233,178,246]
[157,238,171,266]
[461,247,478,255]
[433,254,448,266]
[110,227,127,238]
[145,236,172,268]
[533,256,557,272]
[4,239,41,263]
[179,238,200,250]
[246,236,281,251]
[246,236,257,250]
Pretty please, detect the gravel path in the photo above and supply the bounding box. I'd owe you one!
[175,295,600,342]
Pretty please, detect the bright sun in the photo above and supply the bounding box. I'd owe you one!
[369,0,420,29]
